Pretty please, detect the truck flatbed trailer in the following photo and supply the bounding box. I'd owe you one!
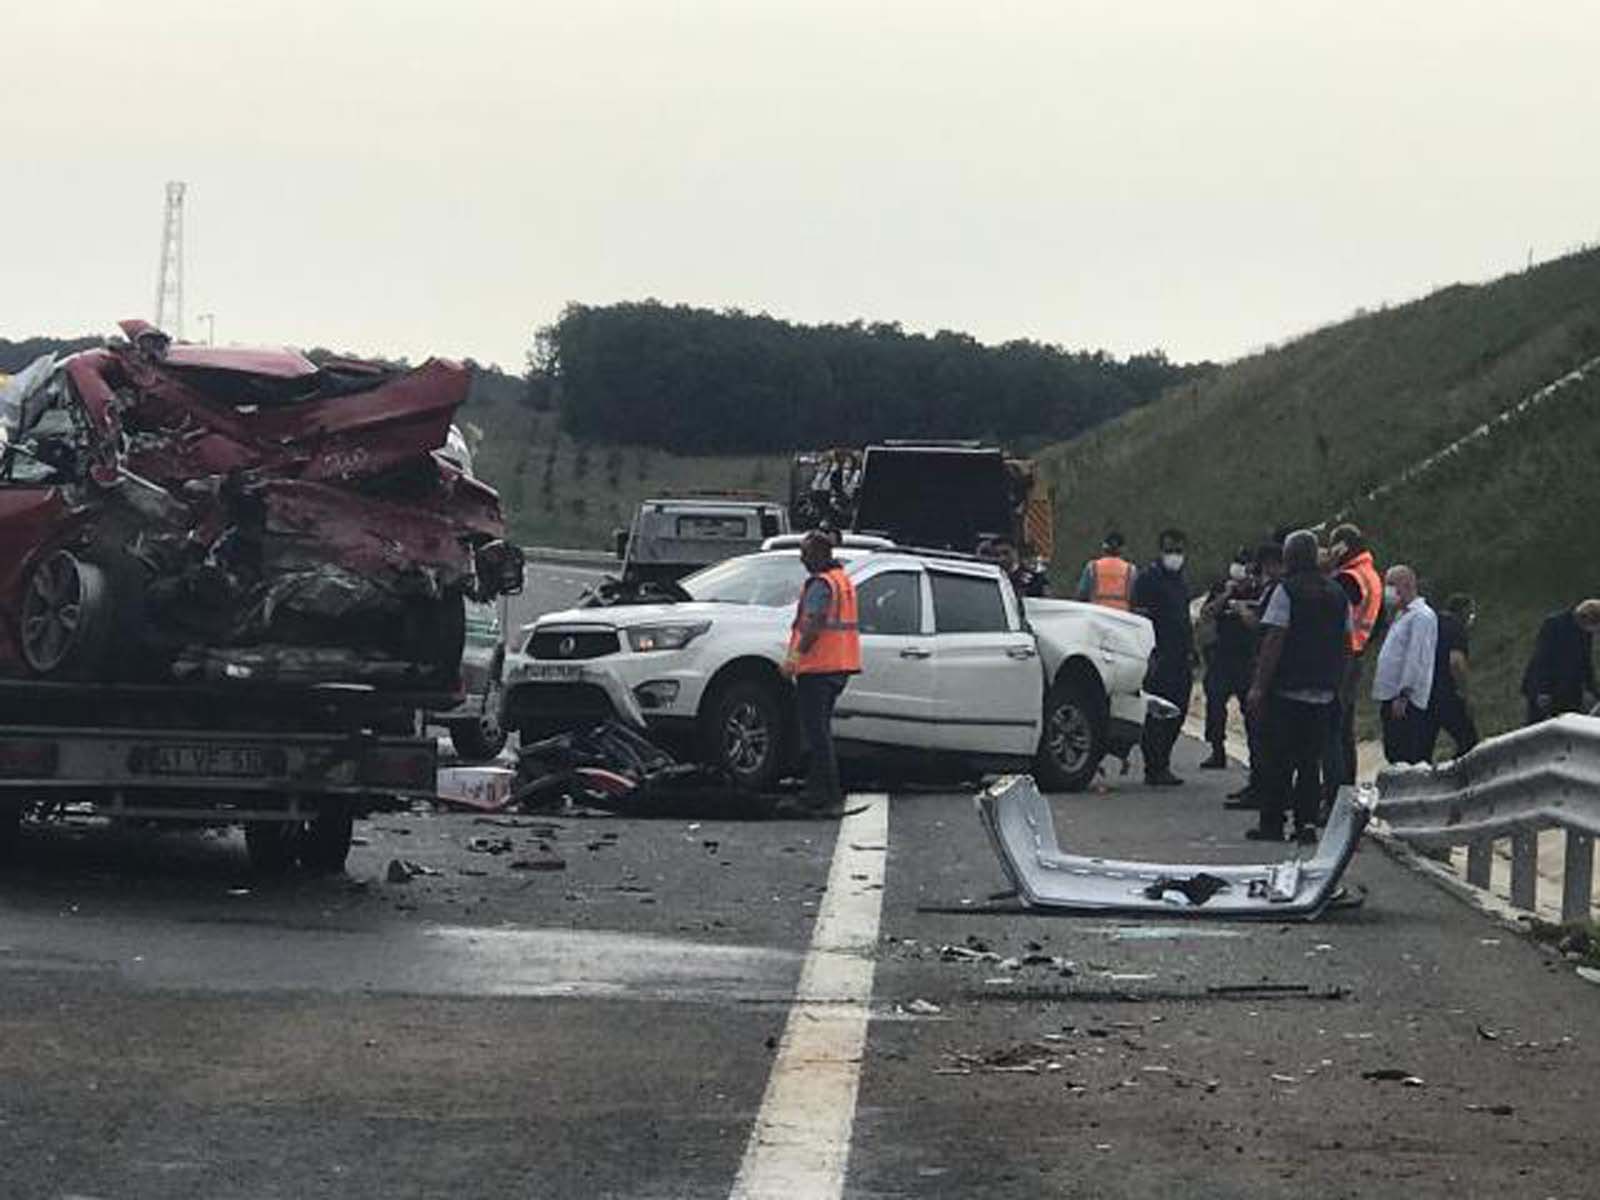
[0,679,441,873]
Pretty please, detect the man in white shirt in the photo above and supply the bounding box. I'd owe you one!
[1372,565,1437,764]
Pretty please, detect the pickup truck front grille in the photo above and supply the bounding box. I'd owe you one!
[528,629,621,660]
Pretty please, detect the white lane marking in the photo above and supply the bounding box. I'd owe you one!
[730,795,889,1200]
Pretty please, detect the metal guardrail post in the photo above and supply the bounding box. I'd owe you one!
[1510,830,1539,911]
[1563,832,1594,924]
[1465,839,1493,890]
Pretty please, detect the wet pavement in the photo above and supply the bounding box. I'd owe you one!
[4,737,1600,1198]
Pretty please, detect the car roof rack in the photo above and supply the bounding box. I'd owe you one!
[761,533,895,551]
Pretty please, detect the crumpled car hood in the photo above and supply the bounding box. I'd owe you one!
[0,322,523,690]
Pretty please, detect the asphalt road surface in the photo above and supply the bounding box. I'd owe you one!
[4,735,1599,1199]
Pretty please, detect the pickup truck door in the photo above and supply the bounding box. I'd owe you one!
[832,566,938,748]
[927,567,1042,757]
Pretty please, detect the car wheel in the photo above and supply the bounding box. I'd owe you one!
[20,550,112,679]
[1036,676,1106,793]
[244,820,300,875]
[298,808,355,875]
[704,679,788,793]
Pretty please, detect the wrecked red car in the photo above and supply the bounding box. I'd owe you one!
[0,320,522,691]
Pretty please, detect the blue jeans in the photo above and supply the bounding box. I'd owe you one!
[796,673,848,807]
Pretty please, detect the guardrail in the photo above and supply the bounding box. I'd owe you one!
[1374,714,1600,922]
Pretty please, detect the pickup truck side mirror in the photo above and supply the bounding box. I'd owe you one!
[613,528,629,560]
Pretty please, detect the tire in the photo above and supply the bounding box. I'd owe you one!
[244,820,300,875]
[703,678,789,793]
[298,807,355,875]
[449,713,507,763]
[20,550,113,680]
[448,674,508,762]
[1036,675,1107,793]
[0,798,20,864]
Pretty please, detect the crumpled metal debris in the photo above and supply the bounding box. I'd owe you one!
[976,774,1370,919]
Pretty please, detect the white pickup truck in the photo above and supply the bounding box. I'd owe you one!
[503,540,1156,792]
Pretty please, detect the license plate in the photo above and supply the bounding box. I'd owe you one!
[143,744,271,778]
[523,663,585,682]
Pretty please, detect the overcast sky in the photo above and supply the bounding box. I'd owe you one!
[4,1,1597,369]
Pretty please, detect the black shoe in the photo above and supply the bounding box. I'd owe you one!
[1226,785,1255,801]
[1245,826,1285,842]
[1294,825,1320,846]
[1199,750,1228,770]
[1145,770,1184,787]
[1223,796,1261,811]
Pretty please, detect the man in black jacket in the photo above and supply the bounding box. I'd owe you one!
[1133,528,1194,787]
[1246,530,1349,843]
[1522,600,1600,724]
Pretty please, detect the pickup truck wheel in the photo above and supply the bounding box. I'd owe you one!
[244,820,300,875]
[298,808,355,875]
[1036,677,1106,793]
[20,551,112,679]
[704,679,787,793]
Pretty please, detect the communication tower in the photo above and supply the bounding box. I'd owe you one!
[153,181,187,339]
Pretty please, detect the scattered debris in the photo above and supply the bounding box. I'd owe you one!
[904,999,943,1016]
[1464,1103,1515,1116]
[465,836,514,855]
[385,858,438,883]
[1143,873,1231,906]
[1575,966,1600,985]
[1475,1024,1499,1041]
[1361,1068,1424,1086]
[509,854,567,872]
[939,1042,1068,1076]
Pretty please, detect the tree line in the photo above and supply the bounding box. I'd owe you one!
[529,301,1211,454]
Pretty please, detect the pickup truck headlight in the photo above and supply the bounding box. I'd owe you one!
[626,621,711,653]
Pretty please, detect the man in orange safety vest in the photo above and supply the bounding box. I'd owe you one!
[1076,531,1137,611]
[1322,523,1383,809]
[783,530,862,816]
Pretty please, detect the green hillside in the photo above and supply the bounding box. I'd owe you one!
[1041,248,1600,734]
[457,371,784,552]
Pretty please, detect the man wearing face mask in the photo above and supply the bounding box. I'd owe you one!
[1199,548,1258,770]
[1133,528,1194,786]
[1371,564,1437,765]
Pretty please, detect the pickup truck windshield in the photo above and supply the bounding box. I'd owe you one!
[681,554,809,607]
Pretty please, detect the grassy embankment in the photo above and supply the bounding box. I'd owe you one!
[1040,248,1600,736]
[457,375,785,553]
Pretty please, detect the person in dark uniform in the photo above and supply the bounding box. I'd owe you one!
[1425,593,1479,760]
[989,536,1051,598]
[1521,599,1600,725]
[1199,547,1259,769]
[1133,528,1194,787]
[1246,530,1349,843]
[1224,540,1285,809]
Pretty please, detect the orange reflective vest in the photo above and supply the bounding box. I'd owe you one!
[790,567,862,675]
[1338,550,1383,656]
[1088,556,1134,611]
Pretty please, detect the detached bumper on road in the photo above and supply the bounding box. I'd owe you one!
[976,774,1371,919]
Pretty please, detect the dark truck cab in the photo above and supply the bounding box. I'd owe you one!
[791,441,1054,557]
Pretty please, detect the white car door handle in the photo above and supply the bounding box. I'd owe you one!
[899,647,932,660]
[1007,646,1038,660]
